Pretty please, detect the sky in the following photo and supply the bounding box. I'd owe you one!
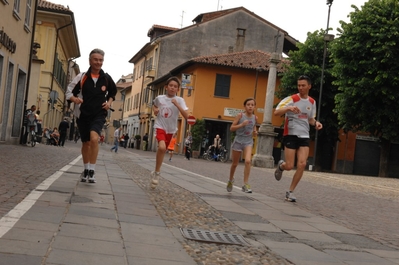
[55,0,368,81]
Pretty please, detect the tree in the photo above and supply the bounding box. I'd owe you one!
[191,119,206,151]
[278,30,339,170]
[331,0,399,177]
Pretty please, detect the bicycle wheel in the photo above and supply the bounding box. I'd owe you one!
[30,131,36,147]
[206,153,214,161]
[219,152,228,163]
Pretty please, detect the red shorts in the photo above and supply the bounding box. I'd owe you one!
[155,128,173,148]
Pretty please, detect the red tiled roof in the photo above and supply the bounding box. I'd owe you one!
[38,0,71,12]
[151,24,179,31]
[191,50,288,72]
[192,7,242,23]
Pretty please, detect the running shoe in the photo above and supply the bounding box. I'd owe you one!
[150,171,160,189]
[285,191,296,202]
[274,160,284,181]
[81,169,88,182]
[242,183,252,193]
[226,179,234,192]
[88,170,96,183]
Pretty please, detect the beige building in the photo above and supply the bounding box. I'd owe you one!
[34,1,79,132]
[0,0,38,144]
[0,0,79,144]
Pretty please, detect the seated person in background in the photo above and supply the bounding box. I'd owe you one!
[51,127,60,145]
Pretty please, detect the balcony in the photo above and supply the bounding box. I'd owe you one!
[145,65,155,78]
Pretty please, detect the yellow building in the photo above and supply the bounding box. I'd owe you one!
[0,0,38,144]
[34,1,79,132]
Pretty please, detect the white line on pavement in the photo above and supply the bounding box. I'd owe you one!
[0,155,82,238]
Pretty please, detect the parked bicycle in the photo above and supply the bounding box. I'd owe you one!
[202,145,228,163]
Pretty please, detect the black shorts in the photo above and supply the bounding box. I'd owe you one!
[77,114,105,142]
[283,135,310,150]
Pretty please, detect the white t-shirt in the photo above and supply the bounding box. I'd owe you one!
[153,95,188,134]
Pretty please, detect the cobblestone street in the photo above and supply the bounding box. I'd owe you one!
[0,143,398,264]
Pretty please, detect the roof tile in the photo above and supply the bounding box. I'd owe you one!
[191,50,288,72]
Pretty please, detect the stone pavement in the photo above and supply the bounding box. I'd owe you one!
[0,143,398,264]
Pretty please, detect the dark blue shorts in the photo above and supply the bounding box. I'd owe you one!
[283,135,310,150]
[77,114,105,142]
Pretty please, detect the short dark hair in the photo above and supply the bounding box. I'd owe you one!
[298,75,311,85]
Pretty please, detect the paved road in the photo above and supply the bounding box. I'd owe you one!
[1,143,398,251]
[127,148,399,250]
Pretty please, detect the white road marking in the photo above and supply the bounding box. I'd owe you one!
[0,155,82,238]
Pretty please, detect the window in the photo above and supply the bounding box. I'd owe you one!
[54,53,67,90]
[146,57,153,71]
[214,74,231,98]
[24,0,32,29]
[140,61,144,77]
[237,28,246,37]
[13,0,21,20]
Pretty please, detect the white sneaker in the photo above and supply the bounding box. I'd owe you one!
[88,170,96,183]
[285,191,297,202]
[274,160,284,181]
[150,171,160,189]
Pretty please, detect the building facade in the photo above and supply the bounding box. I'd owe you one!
[0,0,38,144]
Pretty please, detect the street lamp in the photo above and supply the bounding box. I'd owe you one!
[313,0,334,171]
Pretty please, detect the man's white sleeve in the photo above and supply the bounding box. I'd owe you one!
[66,73,83,100]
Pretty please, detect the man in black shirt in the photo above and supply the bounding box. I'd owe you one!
[58,118,69,147]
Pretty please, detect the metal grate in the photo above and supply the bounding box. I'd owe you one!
[180,228,249,246]
[196,193,254,201]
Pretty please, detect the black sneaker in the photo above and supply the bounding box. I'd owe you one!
[88,170,96,183]
[81,169,88,182]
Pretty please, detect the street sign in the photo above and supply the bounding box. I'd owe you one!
[187,115,196,125]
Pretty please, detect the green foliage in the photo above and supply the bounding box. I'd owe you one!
[134,135,141,140]
[278,30,339,143]
[331,0,399,141]
[191,119,206,150]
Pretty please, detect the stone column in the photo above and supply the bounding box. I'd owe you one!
[252,53,281,168]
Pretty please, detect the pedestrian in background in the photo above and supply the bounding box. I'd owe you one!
[150,76,189,189]
[167,133,178,161]
[184,131,192,160]
[142,133,149,151]
[58,118,69,147]
[111,126,122,153]
[124,133,129,148]
[66,48,117,183]
[274,75,322,202]
[23,105,37,145]
[227,98,258,194]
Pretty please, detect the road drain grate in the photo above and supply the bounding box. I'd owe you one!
[180,228,249,246]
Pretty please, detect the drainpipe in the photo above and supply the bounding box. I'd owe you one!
[137,52,147,144]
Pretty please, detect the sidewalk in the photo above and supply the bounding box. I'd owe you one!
[0,146,398,264]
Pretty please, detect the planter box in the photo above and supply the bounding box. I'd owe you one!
[192,150,200,159]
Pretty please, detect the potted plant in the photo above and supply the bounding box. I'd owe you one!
[190,119,206,158]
